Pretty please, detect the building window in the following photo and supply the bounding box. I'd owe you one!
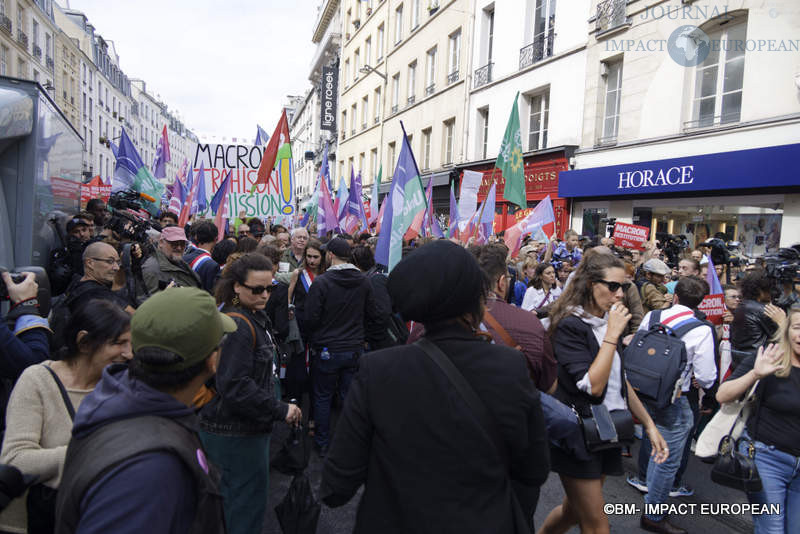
[341,110,347,138]
[391,73,399,112]
[478,107,489,159]
[354,49,360,80]
[691,21,746,128]
[412,0,420,29]
[421,128,432,170]
[344,59,350,87]
[0,46,7,76]
[395,4,403,44]
[370,148,378,182]
[443,119,455,165]
[351,103,357,134]
[45,33,51,59]
[365,37,372,66]
[362,95,369,129]
[359,153,365,175]
[448,29,461,78]
[377,24,384,59]
[388,141,396,177]
[374,86,381,122]
[601,59,622,143]
[17,59,26,79]
[528,91,549,151]
[407,61,416,104]
[425,46,437,95]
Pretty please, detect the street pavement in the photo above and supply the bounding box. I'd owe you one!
[264,415,755,534]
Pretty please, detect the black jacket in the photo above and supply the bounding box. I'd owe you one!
[199,306,288,435]
[183,247,220,294]
[320,323,549,533]
[551,315,626,417]
[364,269,399,350]
[304,265,379,352]
[730,299,777,367]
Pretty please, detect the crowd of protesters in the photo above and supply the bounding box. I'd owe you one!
[0,199,797,534]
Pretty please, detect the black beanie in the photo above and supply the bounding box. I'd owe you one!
[388,240,485,323]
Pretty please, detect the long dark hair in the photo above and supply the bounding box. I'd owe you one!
[302,238,327,273]
[61,300,131,361]
[215,253,274,306]
[530,262,554,290]
[547,250,625,335]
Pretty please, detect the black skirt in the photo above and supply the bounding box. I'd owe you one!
[549,444,623,479]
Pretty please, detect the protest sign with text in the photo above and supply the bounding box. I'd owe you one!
[613,222,650,249]
[192,143,295,219]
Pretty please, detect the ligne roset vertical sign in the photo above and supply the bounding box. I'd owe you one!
[320,66,338,132]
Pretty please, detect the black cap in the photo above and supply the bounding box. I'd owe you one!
[66,217,89,233]
[323,237,352,259]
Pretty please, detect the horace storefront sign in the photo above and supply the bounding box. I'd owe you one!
[559,143,800,198]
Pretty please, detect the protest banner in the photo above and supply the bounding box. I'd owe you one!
[458,170,482,230]
[697,255,726,325]
[192,143,296,219]
[80,175,111,206]
[613,222,650,249]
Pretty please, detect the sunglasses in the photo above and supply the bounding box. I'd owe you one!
[595,280,632,293]
[241,283,276,295]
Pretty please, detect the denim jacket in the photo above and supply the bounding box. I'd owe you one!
[199,306,288,436]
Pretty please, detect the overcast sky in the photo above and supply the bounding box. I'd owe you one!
[62,0,317,140]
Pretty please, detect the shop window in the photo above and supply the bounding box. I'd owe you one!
[582,208,608,238]
[689,19,747,129]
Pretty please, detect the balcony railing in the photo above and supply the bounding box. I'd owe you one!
[46,56,54,72]
[391,104,398,114]
[519,29,554,69]
[17,30,28,50]
[425,83,435,96]
[374,116,380,124]
[448,70,459,84]
[683,111,741,131]
[473,63,493,88]
[596,0,628,34]
[361,122,367,130]
[32,44,42,59]
[407,95,415,106]
[0,15,11,35]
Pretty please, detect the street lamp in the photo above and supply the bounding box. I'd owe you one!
[359,64,387,81]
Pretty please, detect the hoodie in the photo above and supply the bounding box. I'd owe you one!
[304,264,379,352]
[67,365,199,534]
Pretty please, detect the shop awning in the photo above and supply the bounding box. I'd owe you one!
[559,143,800,198]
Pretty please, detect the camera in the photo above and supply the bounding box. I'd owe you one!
[107,191,163,244]
[656,233,689,268]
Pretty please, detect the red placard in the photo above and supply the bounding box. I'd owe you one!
[80,176,111,206]
[613,222,650,250]
[697,294,725,325]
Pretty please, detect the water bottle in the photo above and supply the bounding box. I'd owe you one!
[320,347,330,361]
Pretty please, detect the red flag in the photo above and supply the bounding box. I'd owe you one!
[254,110,290,189]
[178,170,200,227]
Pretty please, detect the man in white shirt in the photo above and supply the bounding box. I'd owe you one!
[633,276,716,534]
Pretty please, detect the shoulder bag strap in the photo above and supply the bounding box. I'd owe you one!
[42,365,75,421]
[415,338,508,465]
[483,310,521,351]
[535,289,551,310]
[226,312,257,350]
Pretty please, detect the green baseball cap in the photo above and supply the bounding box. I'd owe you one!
[131,287,237,371]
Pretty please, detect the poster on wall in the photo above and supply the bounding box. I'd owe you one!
[192,143,296,219]
[738,215,782,257]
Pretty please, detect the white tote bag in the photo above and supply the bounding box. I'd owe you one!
[695,380,759,460]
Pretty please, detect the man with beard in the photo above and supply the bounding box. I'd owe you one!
[142,226,201,293]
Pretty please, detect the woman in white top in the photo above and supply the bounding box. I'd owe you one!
[522,262,562,314]
[0,300,132,534]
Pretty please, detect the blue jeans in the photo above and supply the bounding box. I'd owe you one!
[198,431,271,534]
[644,397,694,520]
[312,350,360,449]
[739,435,800,534]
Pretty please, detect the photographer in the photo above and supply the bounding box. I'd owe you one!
[0,272,50,432]
[730,269,784,369]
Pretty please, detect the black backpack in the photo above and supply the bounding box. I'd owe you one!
[623,309,705,410]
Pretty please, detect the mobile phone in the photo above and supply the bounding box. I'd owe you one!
[590,404,618,442]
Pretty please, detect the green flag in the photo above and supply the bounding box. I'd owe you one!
[496,92,525,209]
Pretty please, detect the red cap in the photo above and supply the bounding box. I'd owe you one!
[161,226,187,242]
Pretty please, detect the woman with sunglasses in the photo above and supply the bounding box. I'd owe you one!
[539,252,668,534]
[200,253,301,534]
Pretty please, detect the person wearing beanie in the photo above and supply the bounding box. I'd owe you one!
[321,240,550,533]
[55,288,234,534]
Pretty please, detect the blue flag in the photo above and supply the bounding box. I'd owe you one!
[190,167,207,215]
[210,170,232,215]
[336,175,349,218]
[254,124,270,146]
[375,132,426,271]
[112,128,164,216]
